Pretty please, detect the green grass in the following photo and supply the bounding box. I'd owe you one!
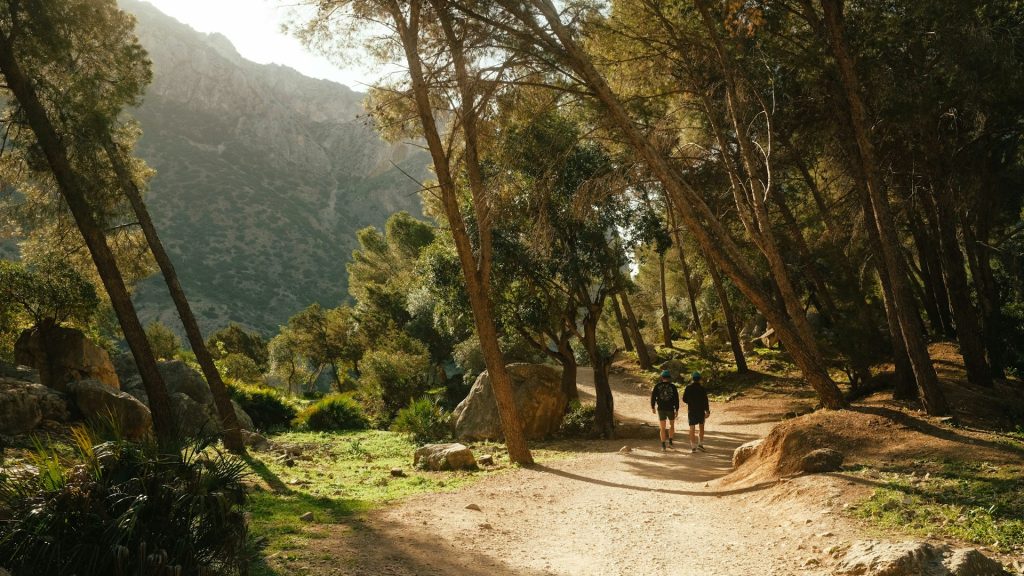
[244,430,576,574]
[850,460,1024,553]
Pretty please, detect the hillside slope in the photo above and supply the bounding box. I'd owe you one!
[123,0,428,335]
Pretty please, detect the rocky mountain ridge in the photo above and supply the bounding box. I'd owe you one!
[123,0,427,335]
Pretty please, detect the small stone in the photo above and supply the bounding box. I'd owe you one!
[299,512,314,522]
[478,523,493,530]
[817,532,833,538]
[390,468,406,477]
[465,503,482,511]
[618,446,632,454]
[284,458,295,467]
[479,454,494,466]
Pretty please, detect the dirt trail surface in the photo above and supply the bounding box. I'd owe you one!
[295,368,877,576]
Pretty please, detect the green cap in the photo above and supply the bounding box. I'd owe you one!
[660,370,671,379]
[692,371,702,381]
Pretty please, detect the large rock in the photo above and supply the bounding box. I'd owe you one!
[124,360,212,405]
[800,448,844,473]
[67,379,152,440]
[14,327,119,391]
[732,438,763,468]
[0,377,69,435]
[171,392,219,437]
[945,549,1009,576]
[834,541,946,576]
[453,363,568,441]
[413,443,476,471]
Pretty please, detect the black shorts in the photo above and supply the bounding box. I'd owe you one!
[657,407,677,421]
[688,413,705,426]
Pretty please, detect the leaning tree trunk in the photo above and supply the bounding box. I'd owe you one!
[611,295,634,352]
[702,246,748,373]
[522,0,846,409]
[667,205,706,349]
[618,291,653,369]
[557,338,580,403]
[400,0,532,464]
[658,254,672,348]
[0,36,177,446]
[820,0,947,415]
[104,140,245,452]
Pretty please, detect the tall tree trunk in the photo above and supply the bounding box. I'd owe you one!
[667,204,706,348]
[820,0,948,415]
[557,336,579,403]
[702,245,748,373]
[924,188,992,386]
[658,254,672,348]
[0,34,177,446]
[521,0,846,409]
[104,140,245,452]
[908,207,955,337]
[611,295,634,352]
[961,211,1005,378]
[399,0,532,463]
[583,315,614,438]
[618,291,653,369]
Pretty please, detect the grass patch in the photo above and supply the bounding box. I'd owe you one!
[850,459,1024,553]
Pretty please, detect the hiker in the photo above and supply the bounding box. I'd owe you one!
[683,371,711,453]
[650,369,679,451]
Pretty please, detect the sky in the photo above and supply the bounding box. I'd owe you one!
[139,0,380,90]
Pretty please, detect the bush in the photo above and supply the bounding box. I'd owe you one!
[217,352,263,383]
[294,394,367,431]
[228,382,297,431]
[391,397,452,443]
[559,401,598,438]
[358,334,431,421]
[0,429,249,575]
[144,321,180,361]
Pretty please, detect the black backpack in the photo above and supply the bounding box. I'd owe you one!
[656,382,675,405]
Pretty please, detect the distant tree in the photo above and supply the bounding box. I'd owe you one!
[0,258,99,332]
[145,321,180,361]
[207,324,270,373]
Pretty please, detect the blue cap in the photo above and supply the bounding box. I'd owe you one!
[692,371,702,380]
[660,370,671,379]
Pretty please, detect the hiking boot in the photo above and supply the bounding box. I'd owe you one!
[691,447,697,453]
[698,444,706,452]
[668,438,674,447]
[661,442,666,452]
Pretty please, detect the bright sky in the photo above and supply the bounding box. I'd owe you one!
[138,0,380,90]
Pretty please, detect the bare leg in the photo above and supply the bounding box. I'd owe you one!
[699,422,705,445]
[668,419,675,441]
[658,419,667,443]
[689,425,697,449]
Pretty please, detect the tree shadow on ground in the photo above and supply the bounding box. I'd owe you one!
[851,405,1024,456]
[528,463,776,497]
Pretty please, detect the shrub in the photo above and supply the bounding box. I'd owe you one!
[0,429,249,575]
[391,397,452,443]
[294,394,367,431]
[358,334,431,421]
[144,320,181,361]
[217,352,263,382]
[559,401,598,438]
[228,382,297,431]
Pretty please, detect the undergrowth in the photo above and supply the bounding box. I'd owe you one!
[851,459,1024,553]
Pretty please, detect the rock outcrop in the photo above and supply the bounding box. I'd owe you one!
[453,363,568,441]
[732,438,763,468]
[800,448,844,473]
[14,327,119,391]
[0,377,68,435]
[832,541,1009,576]
[67,379,152,440]
[413,443,477,471]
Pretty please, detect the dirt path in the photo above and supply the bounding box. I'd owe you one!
[302,369,869,575]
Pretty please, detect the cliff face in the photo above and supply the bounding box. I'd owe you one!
[122,0,427,335]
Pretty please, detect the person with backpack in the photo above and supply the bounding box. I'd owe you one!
[650,370,679,452]
[683,371,711,453]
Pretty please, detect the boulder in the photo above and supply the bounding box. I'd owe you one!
[800,448,844,473]
[171,392,220,437]
[232,400,255,431]
[14,326,119,391]
[732,438,764,468]
[833,541,946,576]
[453,363,568,441]
[0,377,69,435]
[413,443,477,471]
[945,548,1009,576]
[67,379,152,440]
[124,360,212,405]
[0,363,39,383]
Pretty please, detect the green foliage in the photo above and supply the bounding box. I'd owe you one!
[0,428,249,575]
[207,323,270,372]
[294,394,367,432]
[218,352,263,383]
[0,258,99,329]
[558,401,598,438]
[228,382,297,432]
[851,461,1024,553]
[357,333,432,422]
[144,320,180,361]
[391,396,452,444]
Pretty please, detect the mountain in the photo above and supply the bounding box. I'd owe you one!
[122,0,428,335]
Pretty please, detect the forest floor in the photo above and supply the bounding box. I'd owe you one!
[250,346,1024,576]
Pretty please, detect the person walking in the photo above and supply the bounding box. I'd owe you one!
[650,370,679,452]
[683,371,711,453]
